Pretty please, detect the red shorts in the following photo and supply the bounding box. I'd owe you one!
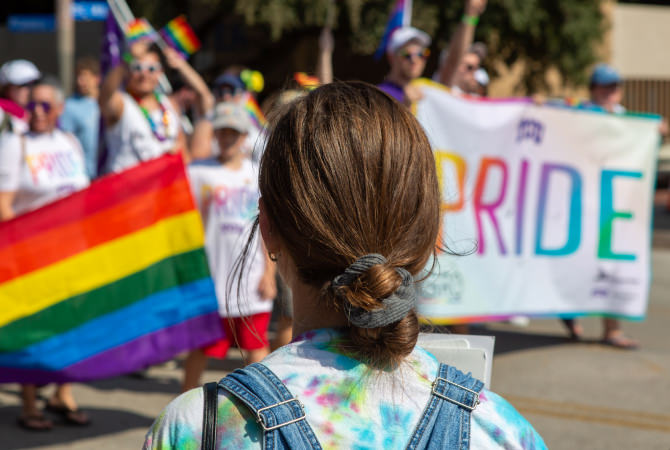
[202,312,271,359]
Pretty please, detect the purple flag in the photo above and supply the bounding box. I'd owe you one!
[100,12,123,76]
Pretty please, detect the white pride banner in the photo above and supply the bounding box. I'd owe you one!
[414,81,660,323]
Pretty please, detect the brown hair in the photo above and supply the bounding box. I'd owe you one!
[247,81,440,368]
[75,57,100,76]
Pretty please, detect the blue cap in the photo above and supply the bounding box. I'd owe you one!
[213,73,245,90]
[590,64,622,86]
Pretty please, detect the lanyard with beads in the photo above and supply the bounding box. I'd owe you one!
[133,92,174,142]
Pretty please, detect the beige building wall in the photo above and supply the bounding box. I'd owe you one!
[612,4,670,79]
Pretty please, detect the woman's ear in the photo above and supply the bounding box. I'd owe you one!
[259,197,280,253]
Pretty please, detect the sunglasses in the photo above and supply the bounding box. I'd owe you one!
[399,48,430,61]
[129,62,162,74]
[27,101,52,113]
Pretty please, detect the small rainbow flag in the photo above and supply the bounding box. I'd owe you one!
[0,155,222,384]
[245,95,267,129]
[125,17,156,43]
[294,72,320,90]
[160,15,201,59]
[374,0,413,60]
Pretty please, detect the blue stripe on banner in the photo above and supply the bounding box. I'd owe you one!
[0,278,218,370]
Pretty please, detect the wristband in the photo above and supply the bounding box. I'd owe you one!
[461,14,479,26]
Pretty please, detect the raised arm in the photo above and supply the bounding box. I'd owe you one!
[163,47,214,160]
[163,47,214,117]
[316,27,334,85]
[99,63,126,127]
[438,0,487,87]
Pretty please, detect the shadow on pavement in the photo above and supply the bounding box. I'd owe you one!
[0,406,154,450]
[467,327,593,355]
[88,373,181,394]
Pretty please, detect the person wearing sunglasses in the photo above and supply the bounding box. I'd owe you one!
[99,40,213,174]
[378,0,487,107]
[0,76,90,431]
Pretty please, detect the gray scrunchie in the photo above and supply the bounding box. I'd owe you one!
[331,254,416,328]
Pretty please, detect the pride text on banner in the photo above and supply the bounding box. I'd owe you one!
[414,81,660,323]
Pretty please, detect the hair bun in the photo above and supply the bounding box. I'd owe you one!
[331,254,416,328]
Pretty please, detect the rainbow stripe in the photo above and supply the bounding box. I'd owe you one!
[374,0,413,60]
[245,95,267,129]
[126,18,156,43]
[160,15,201,58]
[0,155,222,384]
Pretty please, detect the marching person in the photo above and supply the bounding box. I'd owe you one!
[144,81,545,449]
[378,0,487,106]
[0,59,41,135]
[0,76,90,430]
[561,64,648,350]
[60,57,102,179]
[99,40,212,174]
[181,102,276,392]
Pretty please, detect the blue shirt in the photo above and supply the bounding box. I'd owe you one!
[60,94,100,178]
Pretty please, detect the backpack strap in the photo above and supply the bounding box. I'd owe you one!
[431,363,483,412]
[201,381,219,450]
[220,362,322,449]
[407,363,484,450]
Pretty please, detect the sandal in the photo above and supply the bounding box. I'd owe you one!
[601,334,639,350]
[45,402,91,426]
[561,318,583,341]
[17,413,53,431]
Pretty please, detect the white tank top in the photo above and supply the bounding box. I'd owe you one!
[104,92,180,174]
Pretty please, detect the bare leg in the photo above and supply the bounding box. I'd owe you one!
[19,385,53,430]
[246,346,270,364]
[602,318,638,349]
[51,383,78,410]
[561,318,583,340]
[271,316,293,351]
[182,349,209,392]
[21,385,41,416]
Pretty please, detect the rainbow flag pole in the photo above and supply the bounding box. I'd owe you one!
[0,155,222,384]
[374,0,413,60]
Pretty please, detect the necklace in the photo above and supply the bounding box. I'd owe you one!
[133,92,173,142]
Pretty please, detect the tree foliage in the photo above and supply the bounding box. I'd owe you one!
[129,0,606,92]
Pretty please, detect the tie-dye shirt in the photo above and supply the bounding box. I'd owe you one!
[144,328,546,449]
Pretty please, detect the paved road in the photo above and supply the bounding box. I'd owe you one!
[2,214,670,449]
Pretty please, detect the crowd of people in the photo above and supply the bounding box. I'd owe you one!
[0,0,657,445]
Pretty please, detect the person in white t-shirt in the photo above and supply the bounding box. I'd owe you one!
[0,76,90,431]
[182,102,276,391]
[99,41,213,174]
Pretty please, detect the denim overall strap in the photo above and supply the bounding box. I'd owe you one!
[220,363,322,450]
[406,363,484,450]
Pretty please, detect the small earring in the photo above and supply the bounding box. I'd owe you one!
[269,252,278,262]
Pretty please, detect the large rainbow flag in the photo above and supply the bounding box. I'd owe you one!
[0,155,223,384]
